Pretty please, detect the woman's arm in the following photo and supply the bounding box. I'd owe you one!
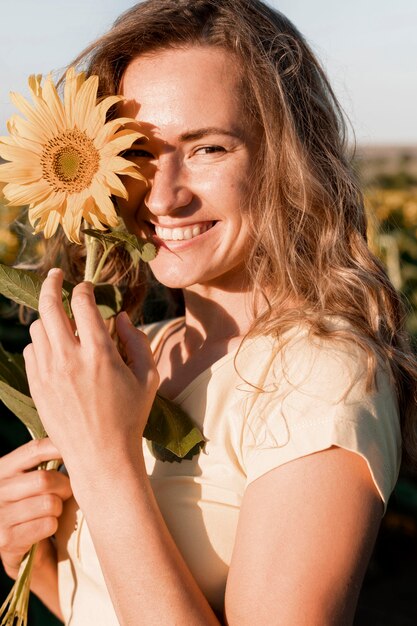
[23,271,220,625]
[226,446,382,626]
[70,448,220,625]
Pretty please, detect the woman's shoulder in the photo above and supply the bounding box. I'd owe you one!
[244,317,391,401]
[239,319,401,507]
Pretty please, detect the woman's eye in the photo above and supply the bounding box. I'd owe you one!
[194,145,226,155]
[122,148,154,159]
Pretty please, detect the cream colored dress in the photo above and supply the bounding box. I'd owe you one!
[56,318,401,624]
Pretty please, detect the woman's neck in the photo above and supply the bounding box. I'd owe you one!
[181,284,254,355]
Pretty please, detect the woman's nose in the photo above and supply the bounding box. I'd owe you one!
[144,159,193,216]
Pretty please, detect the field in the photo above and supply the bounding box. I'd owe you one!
[356,146,417,336]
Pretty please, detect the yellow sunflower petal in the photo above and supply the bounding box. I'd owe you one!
[0,141,41,163]
[106,155,142,173]
[92,116,134,148]
[89,179,118,222]
[64,67,86,128]
[42,78,66,129]
[1,132,43,158]
[43,210,63,239]
[74,75,99,131]
[100,130,144,158]
[10,91,57,137]
[4,181,52,206]
[86,96,124,138]
[28,74,43,99]
[76,71,87,94]
[101,170,129,199]
[28,91,62,136]
[82,197,108,230]
[86,209,107,230]
[105,156,147,182]
[63,195,86,243]
[0,162,42,184]
[7,114,49,143]
[28,192,66,224]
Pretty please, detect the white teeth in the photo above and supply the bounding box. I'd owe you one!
[155,222,213,241]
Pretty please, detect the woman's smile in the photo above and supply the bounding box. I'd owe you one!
[153,221,215,242]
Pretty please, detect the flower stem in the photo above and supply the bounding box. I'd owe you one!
[91,244,116,285]
[84,229,99,283]
[0,544,37,626]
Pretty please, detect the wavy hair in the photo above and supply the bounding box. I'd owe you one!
[36,0,417,463]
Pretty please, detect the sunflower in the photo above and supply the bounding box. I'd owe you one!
[0,68,145,243]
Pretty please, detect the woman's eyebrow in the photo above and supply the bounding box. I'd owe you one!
[128,127,244,147]
[179,127,243,142]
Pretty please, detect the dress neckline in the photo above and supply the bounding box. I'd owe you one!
[148,317,244,403]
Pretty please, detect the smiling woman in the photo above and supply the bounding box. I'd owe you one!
[0,1,416,625]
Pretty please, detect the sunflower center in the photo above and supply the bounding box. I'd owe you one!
[41,129,100,193]
[55,149,80,180]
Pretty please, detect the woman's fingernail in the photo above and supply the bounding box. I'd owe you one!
[47,268,61,277]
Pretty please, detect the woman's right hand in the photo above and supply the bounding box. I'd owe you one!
[0,438,72,580]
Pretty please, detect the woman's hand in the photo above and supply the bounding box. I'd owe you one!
[0,438,71,580]
[23,269,159,481]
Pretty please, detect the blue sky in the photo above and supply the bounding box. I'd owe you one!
[1,0,416,144]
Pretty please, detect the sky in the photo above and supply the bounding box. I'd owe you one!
[0,0,416,145]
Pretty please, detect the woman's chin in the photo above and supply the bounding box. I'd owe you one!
[149,261,197,290]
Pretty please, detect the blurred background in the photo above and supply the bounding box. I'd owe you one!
[1,1,416,624]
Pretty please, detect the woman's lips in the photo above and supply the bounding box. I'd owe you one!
[153,221,214,241]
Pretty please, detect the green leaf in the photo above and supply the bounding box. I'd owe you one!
[94,284,123,319]
[0,264,44,310]
[144,393,205,461]
[0,344,30,395]
[82,229,157,263]
[0,264,72,315]
[0,381,45,439]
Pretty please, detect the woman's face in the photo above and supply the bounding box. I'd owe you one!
[118,46,259,291]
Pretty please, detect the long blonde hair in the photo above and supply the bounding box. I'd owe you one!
[39,0,417,462]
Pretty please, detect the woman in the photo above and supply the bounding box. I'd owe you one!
[0,1,415,624]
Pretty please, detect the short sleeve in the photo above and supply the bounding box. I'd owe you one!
[241,334,401,512]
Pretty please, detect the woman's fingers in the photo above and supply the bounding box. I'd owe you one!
[38,268,77,348]
[70,280,112,348]
[0,439,62,478]
[0,468,72,504]
[1,493,64,527]
[116,312,157,385]
[0,440,72,562]
[38,268,113,350]
[0,517,59,555]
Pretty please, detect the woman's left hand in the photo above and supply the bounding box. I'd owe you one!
[23,268,159,478]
